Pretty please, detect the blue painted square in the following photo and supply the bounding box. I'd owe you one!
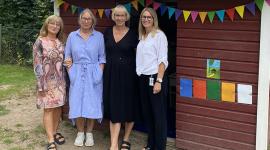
[180,78,192,98]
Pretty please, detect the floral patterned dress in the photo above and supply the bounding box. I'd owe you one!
[33,37,66,109]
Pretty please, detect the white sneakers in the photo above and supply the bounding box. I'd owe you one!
[74,132,94,147]
[85,132,94,147]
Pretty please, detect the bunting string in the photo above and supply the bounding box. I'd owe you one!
[54,0,269,23]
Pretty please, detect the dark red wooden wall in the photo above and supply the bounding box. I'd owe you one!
[176,0,260,149]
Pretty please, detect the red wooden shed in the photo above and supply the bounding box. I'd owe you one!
[55,0,270,149]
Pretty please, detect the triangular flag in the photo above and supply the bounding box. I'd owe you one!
[98,9,104,18]
[63,2,70,12]
[78,7,84,14]
[246,2,256,15]
[255,0,264,11]
[105,9,111,18]
[146,0,153,6]
[56,0,64,8]
[199,12,207,23]
[191,11,198,22]
[160,5,167,16]
[266,0,270,6]
[71,5,77,14]
[208,11,215,23]
[235,5,245,19]
[131,0,138,11]
[153,2,161,10]
[175,9,182,21]
[183,10,191,22]
[138,0,145,7]
[226,8,235,21]
[216,10,225,22]
[91,9,97,16]
[124,3,131,13]
[168,7,175,19]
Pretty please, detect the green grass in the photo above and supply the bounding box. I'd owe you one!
[0,105,10,116]
[0,65,35,101]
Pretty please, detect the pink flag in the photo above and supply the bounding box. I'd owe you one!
[191,11,198,22]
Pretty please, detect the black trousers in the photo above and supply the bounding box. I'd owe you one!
[139,74,167,150]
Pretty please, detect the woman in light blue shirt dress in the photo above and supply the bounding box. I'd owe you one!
[64,9,105,147]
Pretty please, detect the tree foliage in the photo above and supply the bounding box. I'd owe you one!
[0,0,53,65]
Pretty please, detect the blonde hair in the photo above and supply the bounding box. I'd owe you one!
[79,8,97,29]
[39,15,65,43]
[111,4,130,21]
[138,8,159,40]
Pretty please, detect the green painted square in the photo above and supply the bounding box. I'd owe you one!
[207,80,220,101]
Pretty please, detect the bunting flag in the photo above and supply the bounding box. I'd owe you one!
[78,7,84,14]
[55,0,64,8]
[131,0,138,10]
[71,5,77,14]
[146,0,153,6]
[138,0,145,7]
[160,5,167,16]
[98,9,104,18]
[105,9,111,18]
[168,7,175,19]
[255,0,264,11]
[267,0,270,5]
[91,9,97,16]
[56,0,269,23]
[63,2,70,12]
[199,12,207,23]
[208,11,215,23]
[246,2,256,15]
[226,8,235,21]
[235,5,245,18]
[216,10,225,22]
[153,2,161,10]
[124,3,131,13]
[191,11,198,23]
[175,9,182,21]
[183,10,191,22]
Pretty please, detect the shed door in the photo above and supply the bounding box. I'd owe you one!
[176,1,260,150]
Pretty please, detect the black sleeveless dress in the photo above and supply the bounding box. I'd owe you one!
[103,27,139,123]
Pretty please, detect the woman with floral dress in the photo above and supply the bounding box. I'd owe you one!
[33,15,66,150]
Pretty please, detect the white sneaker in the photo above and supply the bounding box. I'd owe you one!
[74,132,85,147]
[85,132,94,147]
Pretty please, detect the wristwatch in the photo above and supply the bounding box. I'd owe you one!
[156,78,163,83]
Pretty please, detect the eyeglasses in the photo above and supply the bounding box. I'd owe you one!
[81,17,92,22]
[141,16,153,21]
[114,14,126,18]
[48,22,60,27]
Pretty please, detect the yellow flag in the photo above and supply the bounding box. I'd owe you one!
[221,82,235,102]
[56,0,64,8]
[98,9,104,18]
[131,0,138,11]
[199,12,207,24]
[183,10,191,22]
[235,5,245,19]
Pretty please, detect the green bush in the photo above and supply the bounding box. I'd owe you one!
[0,0,53,66]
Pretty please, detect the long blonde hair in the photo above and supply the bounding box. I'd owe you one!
[138,8,159,40]
[39,15,65,43]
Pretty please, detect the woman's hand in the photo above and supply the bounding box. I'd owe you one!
[153,82,161,94]
[64,58,73,71]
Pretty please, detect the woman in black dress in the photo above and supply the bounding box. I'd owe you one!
[103,4,138,150]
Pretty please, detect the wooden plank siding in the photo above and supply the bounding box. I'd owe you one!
[176,0,260,149]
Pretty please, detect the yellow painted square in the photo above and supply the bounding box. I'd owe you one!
[221,82,235,102]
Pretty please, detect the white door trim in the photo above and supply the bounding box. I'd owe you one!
[256,2,270,150]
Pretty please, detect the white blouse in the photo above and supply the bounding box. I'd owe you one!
[136,30,168,76]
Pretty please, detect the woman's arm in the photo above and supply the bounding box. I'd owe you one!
[33,38,44,92]
[98,34,106,70]
[64,34,73,71]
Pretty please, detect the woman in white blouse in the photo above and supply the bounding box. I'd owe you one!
[136,8,168,150]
